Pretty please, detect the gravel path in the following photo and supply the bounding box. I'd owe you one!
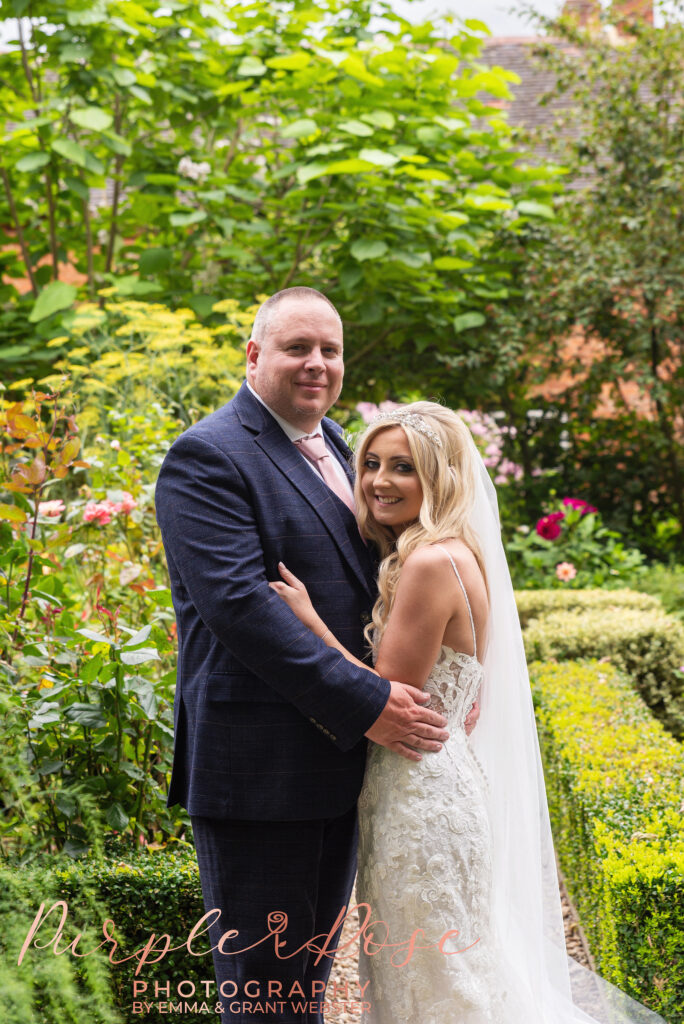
[324,866,593,1023]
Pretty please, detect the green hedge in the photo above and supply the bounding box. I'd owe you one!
[0,864,121,1024]
[531,660,684,1023]
[50,845,210,1021]
[520,602,684,739]
[515,587,662,628]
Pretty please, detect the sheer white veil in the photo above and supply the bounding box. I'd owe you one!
[465,431,669,1024]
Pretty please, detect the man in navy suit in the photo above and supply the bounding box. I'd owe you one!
[155,287,450,1022]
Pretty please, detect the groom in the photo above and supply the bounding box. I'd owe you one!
[155,286,451,1023]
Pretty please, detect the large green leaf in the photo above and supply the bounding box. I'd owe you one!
[28,281,77,323]
[337,119,374,137]
[105,802,129,831]
[169,210,207,227]
[266,53,310,70]
[350,239,388,261]
[361,110,395,129]
[516,200,555,219]
[358,148,399,167]
[434,256,473,270]
[453,311,486,333]
[51,138,104,175]
[281,118,318,139]
[237,56,267,76]
[65,702,107,727]
[16,151,51,172]
[70,106,113,132]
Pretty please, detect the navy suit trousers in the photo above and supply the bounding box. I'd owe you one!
[191,807,358,1024]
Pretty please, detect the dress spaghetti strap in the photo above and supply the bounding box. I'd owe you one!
[436,544,477,659]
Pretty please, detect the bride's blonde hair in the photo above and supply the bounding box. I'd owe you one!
[354,401,487,649]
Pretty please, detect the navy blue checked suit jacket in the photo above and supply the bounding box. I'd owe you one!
[155,382,391,820]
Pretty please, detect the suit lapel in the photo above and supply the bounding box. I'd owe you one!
[234,385,375,599]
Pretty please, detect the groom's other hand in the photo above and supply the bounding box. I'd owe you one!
[464,699,480,737]
[366,680,449,761]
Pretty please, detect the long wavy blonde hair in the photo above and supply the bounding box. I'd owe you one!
[354,401,487,650]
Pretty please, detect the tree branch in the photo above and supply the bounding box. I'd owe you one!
[0,163,38,296]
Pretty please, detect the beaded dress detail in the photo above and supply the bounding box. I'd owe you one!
[355,548,529,1024]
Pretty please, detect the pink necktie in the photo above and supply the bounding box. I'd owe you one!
[294,434,356,514]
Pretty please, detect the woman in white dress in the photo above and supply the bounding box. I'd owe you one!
[270,402,668,1024]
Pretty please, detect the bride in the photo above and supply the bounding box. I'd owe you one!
[270,401,668,1024]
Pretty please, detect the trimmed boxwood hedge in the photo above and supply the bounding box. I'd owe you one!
[515,588,662,628]
[0,863,121,1024]
[49,844,210,1019]
[517,591,684,739]
[531,660,684,1024]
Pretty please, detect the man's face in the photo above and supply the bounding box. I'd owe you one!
[246,296,344,431]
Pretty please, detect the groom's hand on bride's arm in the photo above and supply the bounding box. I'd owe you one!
[365,681,449,762]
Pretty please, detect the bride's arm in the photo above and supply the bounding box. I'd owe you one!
[270,548,458,686]
[269,563,378,673]
[373,546,456,687]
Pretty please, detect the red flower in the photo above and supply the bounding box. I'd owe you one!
[536,513,565,540]
[562,497,597,515]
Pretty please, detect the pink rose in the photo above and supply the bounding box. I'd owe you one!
[556,561,577,581]
[38,499,65,517]
[83,499,120,525]
[118,491,137,514]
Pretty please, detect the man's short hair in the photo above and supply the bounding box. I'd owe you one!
[251,287,342,344]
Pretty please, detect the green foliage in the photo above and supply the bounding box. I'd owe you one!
[506,496,645,589]
[514,586,662,628]
[636,563,684,621]
[531,660,684,1022]
[523,606,684,738]
[0,384,183,858]
[0,862,121,1023]
[51,844,207,1015]
[0,0,560,403]
[508,2,684,555]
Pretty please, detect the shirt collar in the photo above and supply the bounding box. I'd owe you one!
[246,380,322,441]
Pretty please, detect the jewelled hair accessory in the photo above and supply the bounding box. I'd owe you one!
[370,410,443,448]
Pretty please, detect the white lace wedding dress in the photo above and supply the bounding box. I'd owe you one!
[356,550,532,1024]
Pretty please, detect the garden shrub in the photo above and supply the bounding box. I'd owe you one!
[523,607,684,738]
[636,564,684,621]
[0,863,121,1024]
[531,660,684,1023]
[514,588,662,629]
[50,845,213,1020]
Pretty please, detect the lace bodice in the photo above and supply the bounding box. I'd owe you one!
[424,645,483,729]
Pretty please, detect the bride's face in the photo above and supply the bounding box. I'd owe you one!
[360,426,424,536]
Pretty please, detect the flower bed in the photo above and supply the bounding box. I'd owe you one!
[531,660,684,1023]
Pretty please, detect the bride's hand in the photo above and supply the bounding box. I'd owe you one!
[269,563,320,631]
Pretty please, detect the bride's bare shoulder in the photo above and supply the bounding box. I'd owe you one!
[430,539,486,590]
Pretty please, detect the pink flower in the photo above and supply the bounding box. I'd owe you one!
[83,499,120,525]
[38,499,65,517]
[118,491,137,514]
[556,561,577,582]
[536,513,565,540]
[563,497,597,514]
